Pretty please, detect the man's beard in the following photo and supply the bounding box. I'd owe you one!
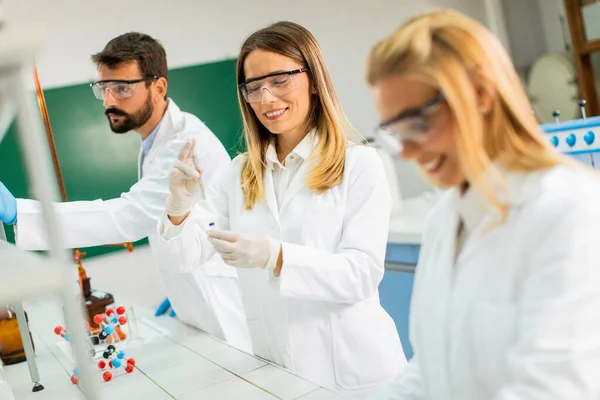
[105,94,154,134]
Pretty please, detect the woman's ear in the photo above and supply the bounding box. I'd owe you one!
[472,69,495,115]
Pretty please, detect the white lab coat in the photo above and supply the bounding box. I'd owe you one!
[154,138,407,398]
[373,165,600,400]
[13,99,251,352]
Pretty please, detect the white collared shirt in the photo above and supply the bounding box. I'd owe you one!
[265,133,315,209]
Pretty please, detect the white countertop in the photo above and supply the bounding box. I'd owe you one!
[387,193,438,245]
[3,191,436,398]
[4,298,348,400]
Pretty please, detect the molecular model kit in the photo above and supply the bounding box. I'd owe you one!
[54,305,137,384]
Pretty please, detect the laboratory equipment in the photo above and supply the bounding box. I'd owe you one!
[540,99,600,168]
[0,22,99,399]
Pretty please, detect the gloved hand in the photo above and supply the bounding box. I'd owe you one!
[0,182,16,225]
[165,139,204,217]
[207,229,280,270]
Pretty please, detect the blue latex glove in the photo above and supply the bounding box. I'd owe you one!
[168,309,176,318]
[154,297,171,316]
[0,182,16,225]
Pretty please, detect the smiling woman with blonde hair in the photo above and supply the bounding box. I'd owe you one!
[367,9,600,400]
[154,20,406,398]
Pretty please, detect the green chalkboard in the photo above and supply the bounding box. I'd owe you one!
[0,58,244,258]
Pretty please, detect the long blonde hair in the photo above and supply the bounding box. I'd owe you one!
[365,9,568,218]
[236,21,352,210]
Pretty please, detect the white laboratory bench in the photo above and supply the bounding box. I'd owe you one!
[3,193,436,396]
[4,298,348,400]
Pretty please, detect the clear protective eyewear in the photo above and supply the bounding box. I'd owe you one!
[90,76,157,100]
[376,93,447,146]
[239,68,309,103]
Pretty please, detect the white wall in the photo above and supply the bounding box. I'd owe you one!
[4,0,487,198]
[538,0,570,53]
[500,0,572,81]
[502,0,547,74]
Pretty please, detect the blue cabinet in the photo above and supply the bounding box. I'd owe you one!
[380,269,415,359]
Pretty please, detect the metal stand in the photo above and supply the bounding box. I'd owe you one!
[13,304,43,392]
[0,25,99,399]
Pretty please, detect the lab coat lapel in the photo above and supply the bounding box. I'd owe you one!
[263,168,280,225]
[144,99,180,167]
[418,192,461,397]
[137,99,182,179]
[279,159,312,213]
[453,214,498,268]
[429,194,461,299]
[455,171,529,267]
[278,130,317,213]
[136,149,143,181]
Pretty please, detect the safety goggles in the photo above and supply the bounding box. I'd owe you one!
[239,68,308,103]
[376,93,447,145]
[90,76,158,100]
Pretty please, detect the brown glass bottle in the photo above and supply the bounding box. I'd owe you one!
[0,306,35,365]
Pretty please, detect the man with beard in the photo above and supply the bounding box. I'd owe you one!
[0,32,251,352]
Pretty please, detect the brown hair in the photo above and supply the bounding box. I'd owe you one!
[236,21,354,210]
[92,32,168,87]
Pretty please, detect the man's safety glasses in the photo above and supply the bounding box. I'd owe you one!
[239,68,308,103]
[376,93,447,145]
[90,76,158,100]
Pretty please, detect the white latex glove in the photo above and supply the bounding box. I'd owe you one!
[165,138,205,217]
[207,229,280,270]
